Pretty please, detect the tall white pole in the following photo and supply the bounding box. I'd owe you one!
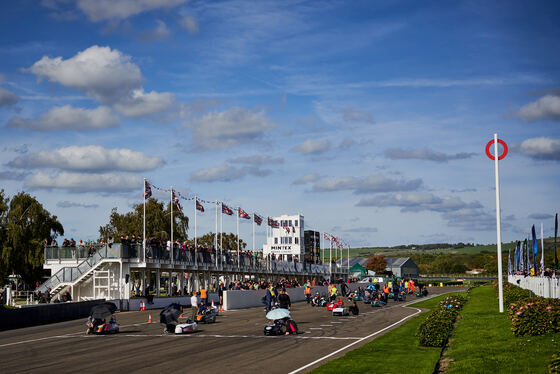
[170,187,174,265]
[541,222,544,274]
[237,209,240,268]
[143,178,146,262]
[494,133,504,313]
[220,203,223,268]
[347,243,350,274]
[322,234,324,264]
[194,196,197,267]
[252,214,255,253]
[215,201,218,268]
[329,237,332,281]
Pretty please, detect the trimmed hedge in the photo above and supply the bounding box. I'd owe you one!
[508,298,560,336]
[416,295,467,347]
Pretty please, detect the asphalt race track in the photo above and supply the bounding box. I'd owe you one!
[0,287,464,374]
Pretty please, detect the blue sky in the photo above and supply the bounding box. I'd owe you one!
[1,0,559,247]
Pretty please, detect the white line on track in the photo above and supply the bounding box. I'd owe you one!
[288,306,423,374]
[320,325,333,327]
[308,328,323,330]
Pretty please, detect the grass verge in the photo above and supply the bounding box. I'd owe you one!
[310,293,464,374]
[446,286,559,373]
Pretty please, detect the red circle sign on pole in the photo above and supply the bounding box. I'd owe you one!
[486,139,508,160]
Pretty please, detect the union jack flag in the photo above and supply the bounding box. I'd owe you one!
[238,208,250,219]
[253,214,263,226]
[222,204,233,215]
[323,233,330,240]
[268,217,279,228]
[196,199,204,213]
[172,190,182,213]
[144,180,152,199]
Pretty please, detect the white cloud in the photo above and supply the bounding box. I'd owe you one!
[57,200,99,208]
[184,107,275,151]
[385,148,476,162]
[356,192,496,231]
[6,105,118,131]
[190,164,271,182]
[292,139,331,154]
[26,171,142,192]
[113,89,175,118]
[9,145,163,172]
[0,87,19,107]
[27,45,175,117]
[75,0,188,22]
[518,95,560,122]
[179,16,199,35]
[228,155,283,165]
[313,175,422,194]
[517,137,560,160]
[356,192,480,212]
[28,46,142,103]
[293,173,320,185]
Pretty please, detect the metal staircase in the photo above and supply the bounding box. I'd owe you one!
[38,245,120,298]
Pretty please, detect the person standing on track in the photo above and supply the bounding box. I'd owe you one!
[190,292,199,322]
[199,287,207,306]
[305,284,312,304]
[278,288,291,310]
[329,284,338,302]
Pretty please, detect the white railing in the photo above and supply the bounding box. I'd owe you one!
[508,275,560,299]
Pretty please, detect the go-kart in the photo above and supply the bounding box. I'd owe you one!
[174,321,198,334]
[264,319,285,336]
[87,319,119,334]
[196,308,217,324]
[86,302,119,334]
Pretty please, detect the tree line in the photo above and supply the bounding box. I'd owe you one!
[0,190,63,285]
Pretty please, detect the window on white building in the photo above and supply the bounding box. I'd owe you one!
[294,220,298,226]
[289,237,292,244]
[274,238,278,244]
[295,237,298,244]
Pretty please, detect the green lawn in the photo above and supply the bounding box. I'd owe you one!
[310,293,464,374]
[445,286,559,373]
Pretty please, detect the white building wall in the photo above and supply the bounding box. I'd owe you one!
[262,214,304,260]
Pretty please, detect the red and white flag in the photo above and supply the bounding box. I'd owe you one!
[222,204,233,215]
[238,208,250,219]
[196,199,204,213]
[172,190,182,213]
[268,217,279,228]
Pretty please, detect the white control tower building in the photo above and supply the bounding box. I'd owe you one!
[262,214,304,261]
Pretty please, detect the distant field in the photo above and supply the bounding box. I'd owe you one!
[322,240,536,259]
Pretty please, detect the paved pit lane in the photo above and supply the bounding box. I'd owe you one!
[0,287,464,374]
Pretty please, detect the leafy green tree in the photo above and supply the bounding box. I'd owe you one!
[1,192,63,284]
[99,198,189,242]
[197,232,247,250]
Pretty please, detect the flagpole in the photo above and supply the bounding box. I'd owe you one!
[215,200,218,269]
[194,196,197,267]
[252,213,255,253]
[493,133,504,313]
[220,202,223,269]
[322,233,324,264]
[143,178,146,262]
[329,236,332,281]
[347,242,350,274]
[170,187,174,265]
[541,222,544,275]
[237,208,240,269]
